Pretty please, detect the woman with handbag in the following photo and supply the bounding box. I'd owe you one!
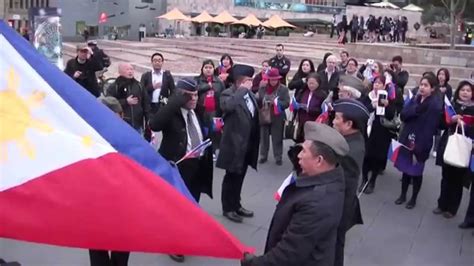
[433,80,474,219]
[360,74,403,194]
[394,74,443,209]
[257,68,290,166]
[294,72,327,143]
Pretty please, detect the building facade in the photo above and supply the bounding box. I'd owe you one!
[2,0,51,32]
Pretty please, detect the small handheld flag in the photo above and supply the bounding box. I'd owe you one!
[289,96,299,112]
[316,103,330,124]
[211,117,224,133]
[387,83,396,100]
[176,139,212,164]
[274,172,296,201]
[273,96,283,115]
[387,139,411,163]
[404,88,413,107]
[444,95,457,124]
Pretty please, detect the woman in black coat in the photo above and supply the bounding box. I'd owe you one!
[195,59,226,154]
[433,68,453,156]
[288,58,315,95]
[394,75,443,209]
[317,52,333,73]
[360,74,403,194]
[434,80,474,219]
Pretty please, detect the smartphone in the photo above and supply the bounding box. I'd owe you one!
[378,91,387,107]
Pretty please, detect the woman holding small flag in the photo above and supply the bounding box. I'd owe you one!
[257,68,290,165]
[394,74,443,209]
[195,59,226,156]
[252,60,270,93]
[215,53,234,88]
[294,72,327,142]
[359,73,403,194]
[288,58,316,95]
[433,80,474,221]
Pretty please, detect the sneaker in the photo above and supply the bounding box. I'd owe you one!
[213,154,217,162]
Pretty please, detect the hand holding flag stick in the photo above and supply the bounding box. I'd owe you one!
[176,139,212,164]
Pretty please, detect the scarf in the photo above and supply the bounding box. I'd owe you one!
[266,83,279,95]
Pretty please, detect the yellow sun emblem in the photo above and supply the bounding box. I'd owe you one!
[0,68,53,161]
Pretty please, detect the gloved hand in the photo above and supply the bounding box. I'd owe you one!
[287,145,302,175]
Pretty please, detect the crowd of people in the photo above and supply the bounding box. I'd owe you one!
[332,14,409,44]
[63,41,473,266]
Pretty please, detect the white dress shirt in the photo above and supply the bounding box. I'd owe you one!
[244,93,255,117]
[151,69,163,103]
[180,108,203,152]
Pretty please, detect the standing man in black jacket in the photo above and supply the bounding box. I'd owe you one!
[107,63,150,133]
[217,64,260,224]
[269,44,291,85]
[140,52,176,114]
[391,55,409,91]
[64,43,103,97]
[332,99,370,266]
[241,122,349,266]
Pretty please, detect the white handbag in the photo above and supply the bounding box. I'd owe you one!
[443,123,473,168]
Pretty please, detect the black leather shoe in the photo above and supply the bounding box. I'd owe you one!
[432,207,443,215]
[169,254,185,263]
[259,158,267,164]
[236,207,254,218]
[395,195,406,205]
[224,211,243,223]
[405,199,416,209]
[458,222,474,229]
[364,186,374,194]
[276,160,283,166]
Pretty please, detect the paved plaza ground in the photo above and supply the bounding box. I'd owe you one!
[1,139,473,265]
[1,37,473,266]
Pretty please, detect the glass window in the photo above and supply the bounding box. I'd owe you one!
[9,0,13,9]
[20,0,23,9]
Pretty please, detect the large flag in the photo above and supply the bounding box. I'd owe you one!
[0,21,252,258]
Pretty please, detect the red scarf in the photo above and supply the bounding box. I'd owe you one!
[266,83,279,94]
[204,76,216,113]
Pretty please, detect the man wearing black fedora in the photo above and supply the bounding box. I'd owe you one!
[216,64,260,223]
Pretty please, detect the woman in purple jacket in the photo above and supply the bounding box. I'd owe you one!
[394,74,443,209]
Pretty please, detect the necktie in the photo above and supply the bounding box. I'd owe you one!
[187,111,200,149]
[244,94,255,117]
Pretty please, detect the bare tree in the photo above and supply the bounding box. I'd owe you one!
[440,0,467,49]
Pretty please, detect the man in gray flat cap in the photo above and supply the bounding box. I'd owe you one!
[242,122,348,266]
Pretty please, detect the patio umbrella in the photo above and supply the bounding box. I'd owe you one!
[370,0,400,9]
[402,4,424,12]
[211,10,238,24]
[262,15,296,29]
[232,14,263,27]
[192,11,215,24]
[157,8,191,21]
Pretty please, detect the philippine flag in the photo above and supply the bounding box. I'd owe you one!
[274,172,296,201]
[0,21,252,258]
[289,96,299,112]
[444,95,457,124]
[273,96,283,115]
[387,139,403,163]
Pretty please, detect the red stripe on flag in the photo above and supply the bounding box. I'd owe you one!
[0,153,252,258]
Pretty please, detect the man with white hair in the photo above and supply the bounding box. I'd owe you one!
[107,63,150,133]
[318,54,340,96]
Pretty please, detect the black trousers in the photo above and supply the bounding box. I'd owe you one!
[350,30,357,43]
[89,250,130,266]
[221,166,248,213]
[362,156,384,187]
[400,174,423,201]
[401,30,406,42]
[393,31,400,42]
[464,180,474,224]
[437,165,467,215]
[178,158,202,202]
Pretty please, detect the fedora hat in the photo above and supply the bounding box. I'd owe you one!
[267,68,282,80]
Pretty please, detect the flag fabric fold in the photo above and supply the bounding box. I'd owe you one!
[273,96,283,115]
[316,103,329,124]
[289,96,299,112]
[176,139,212,164]
[0,21,252,259]
[403,88,413,107]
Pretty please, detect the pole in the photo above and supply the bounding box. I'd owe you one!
[450,0,455,49]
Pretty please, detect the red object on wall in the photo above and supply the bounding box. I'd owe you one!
[99,12,108,24]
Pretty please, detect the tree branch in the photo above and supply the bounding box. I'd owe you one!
[440,0,450,10]
[460,0,467,14]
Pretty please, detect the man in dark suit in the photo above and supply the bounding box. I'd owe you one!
[241,122,349,266]
[149,78,213,263]
[318,55,340,96]
[140,52,176,114]
[216,64,260,223]
[269,44,291,85]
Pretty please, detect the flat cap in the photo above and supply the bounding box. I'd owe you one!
[232,64,254,78]
[333,99,370,129]
[98,96,123,114]
[176,78,197,92]
[339,74,366,95]
[304,122,349,156]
